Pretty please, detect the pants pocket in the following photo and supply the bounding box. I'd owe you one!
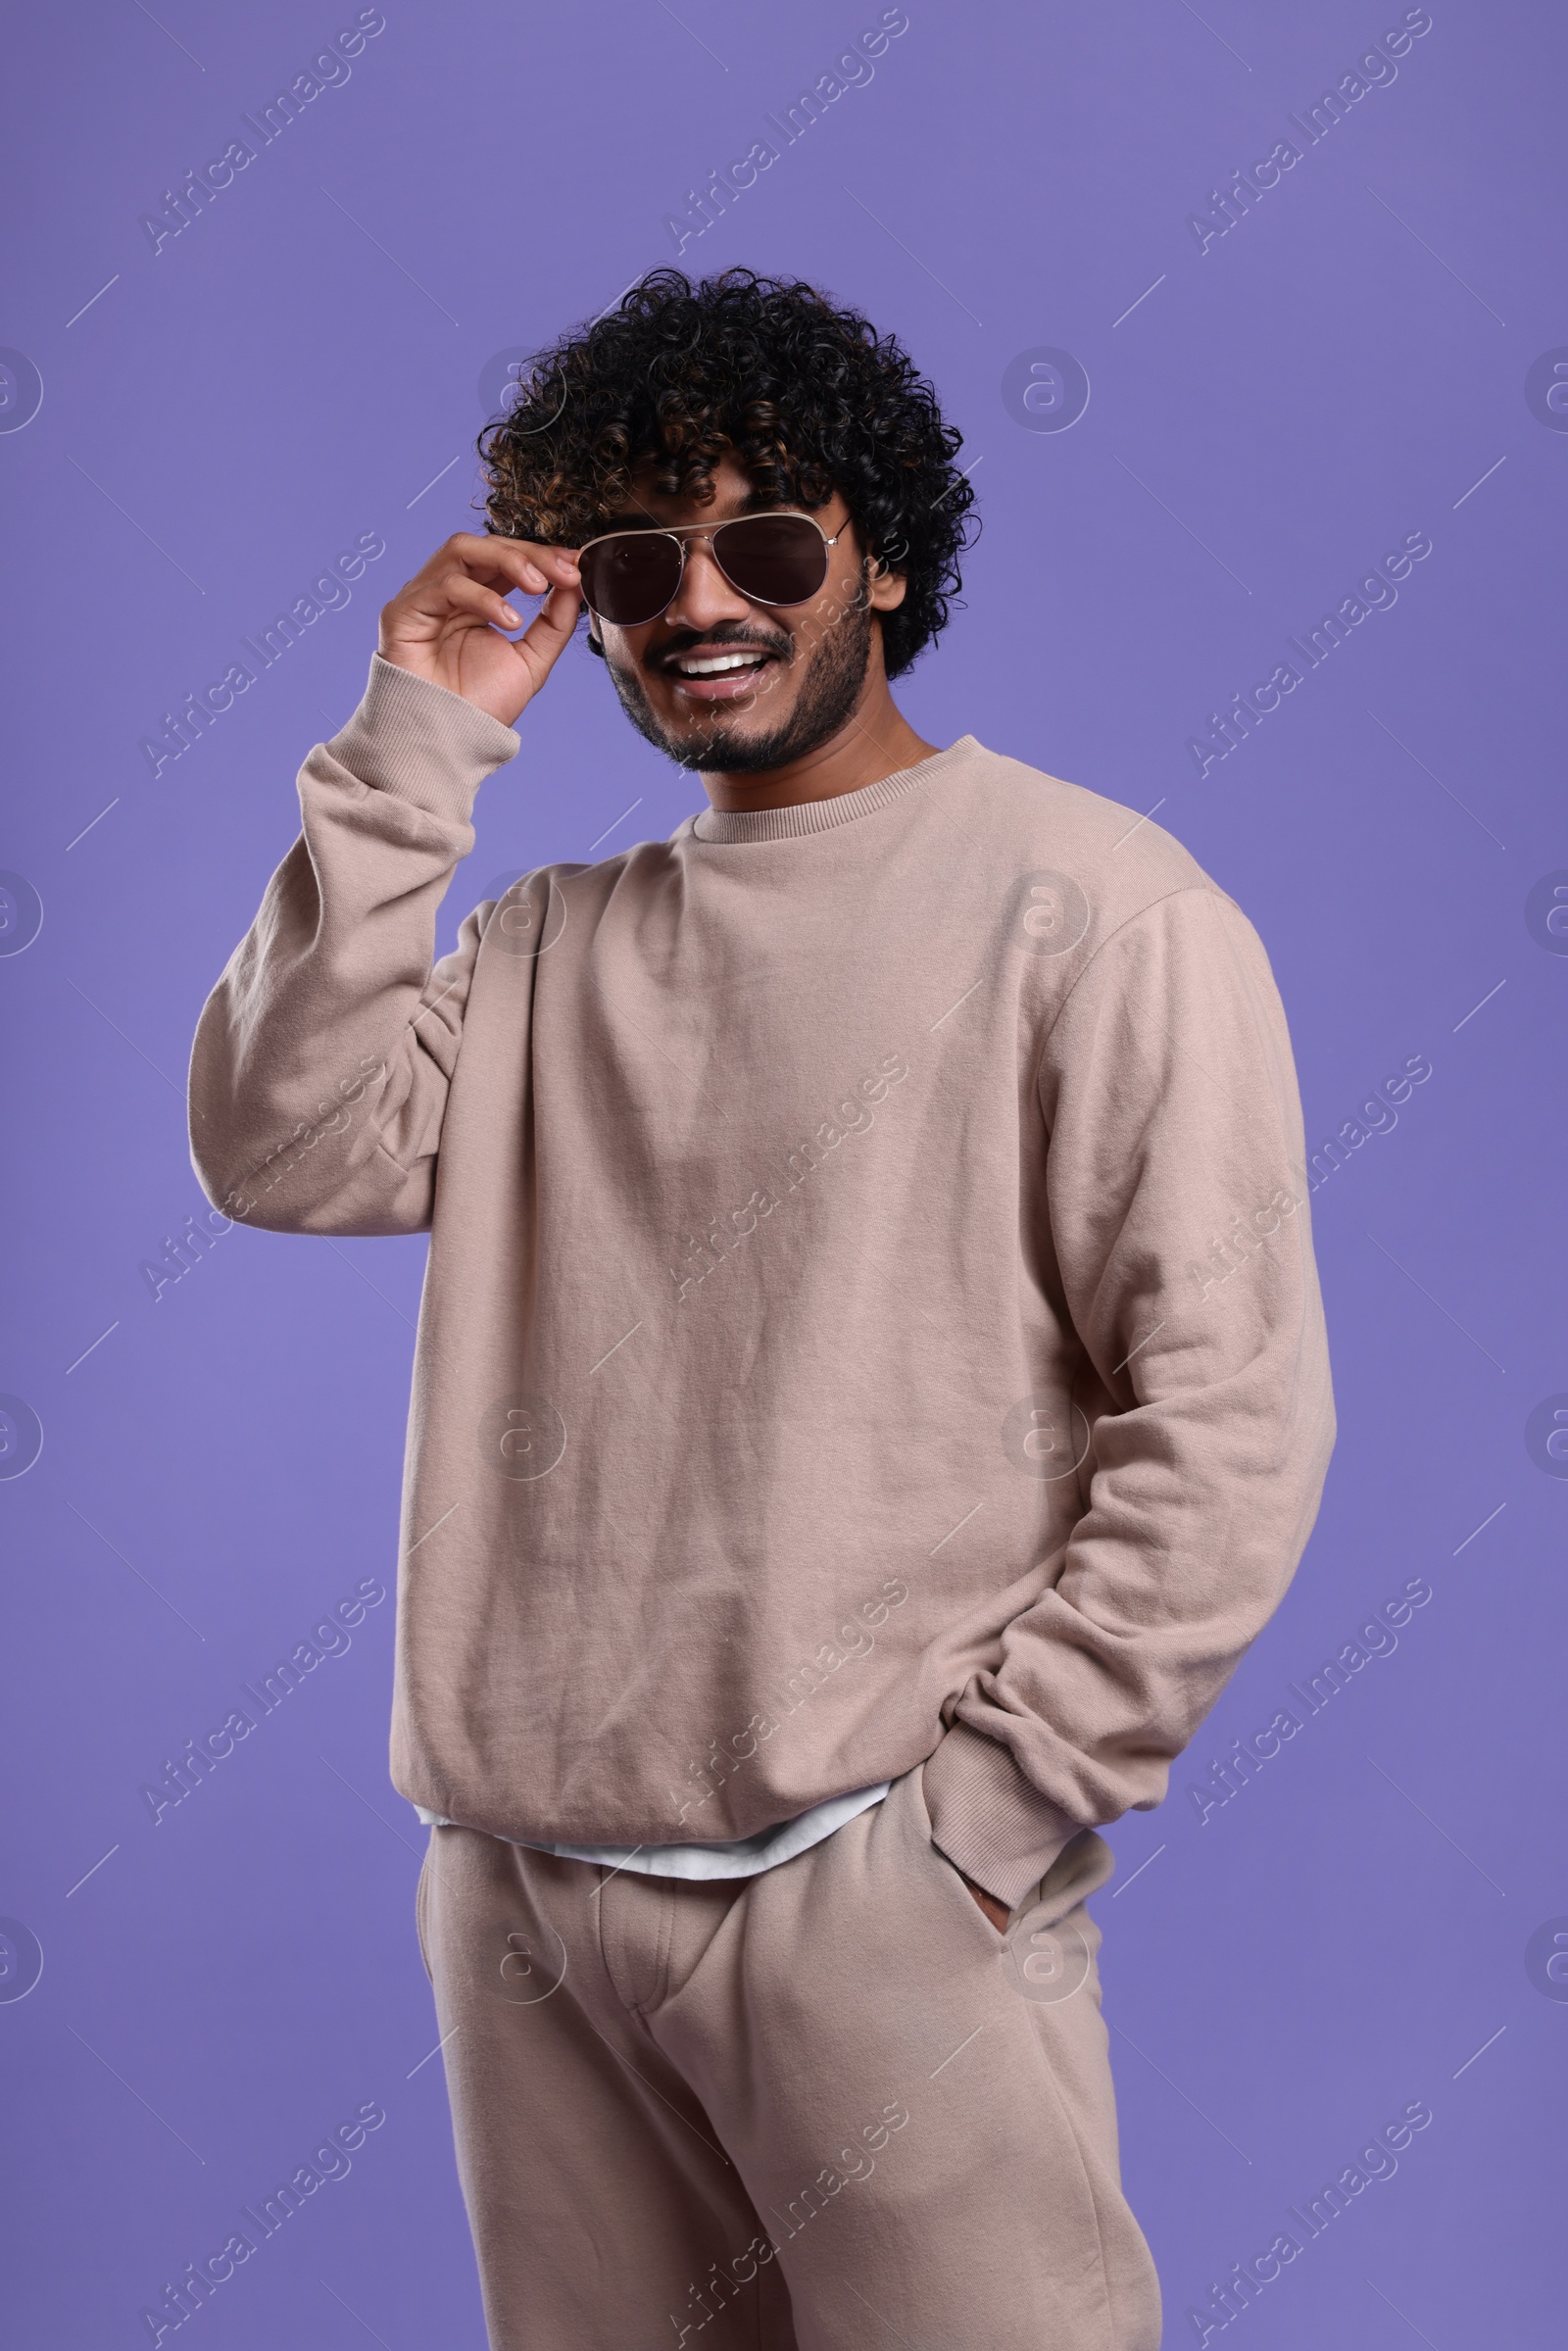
[903,1762,1012,1945]
[931,1838,1011,1940]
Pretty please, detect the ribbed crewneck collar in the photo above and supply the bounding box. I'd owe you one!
[688,737,980,843]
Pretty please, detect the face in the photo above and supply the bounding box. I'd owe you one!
[584,448,907,773]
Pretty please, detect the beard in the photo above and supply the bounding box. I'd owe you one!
[606,572,876,773]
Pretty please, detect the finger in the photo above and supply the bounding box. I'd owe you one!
[397,554,561,630]
[473,548,581,603]
[517,578,580,649]
[511,581,582,695]
[415,572,528,633]
[443,532,581,592]
[453,550,552,598]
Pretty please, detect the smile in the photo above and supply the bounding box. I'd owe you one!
[663,648,779,701]
[676,652,769,675]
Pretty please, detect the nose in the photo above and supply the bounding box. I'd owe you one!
[661,533,758,635]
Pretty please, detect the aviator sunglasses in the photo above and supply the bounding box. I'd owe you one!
[575,510,848,628]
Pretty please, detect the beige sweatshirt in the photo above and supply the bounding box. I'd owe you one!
[188,652,1335,1907]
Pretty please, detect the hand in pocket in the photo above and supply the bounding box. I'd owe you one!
[957,1870,1011,1934]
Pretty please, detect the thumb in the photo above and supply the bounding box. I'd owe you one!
[512,580,583,701]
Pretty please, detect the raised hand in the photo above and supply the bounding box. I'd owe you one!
[377,530,583,726]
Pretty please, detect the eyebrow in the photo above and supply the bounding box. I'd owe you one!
[597,486,812,532]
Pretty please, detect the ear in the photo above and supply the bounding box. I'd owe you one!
[586,626,607,659]
[867,542,908,612]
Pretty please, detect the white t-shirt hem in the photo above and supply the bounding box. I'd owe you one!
[413,1781,893,1880]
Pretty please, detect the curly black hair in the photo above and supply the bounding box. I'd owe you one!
[474,266,977,678]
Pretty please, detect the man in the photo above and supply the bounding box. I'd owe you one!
[189,265,1334,2349]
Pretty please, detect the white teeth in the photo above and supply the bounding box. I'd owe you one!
[675,652,766,675]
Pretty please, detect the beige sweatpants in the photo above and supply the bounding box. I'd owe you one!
[416,1761,1162,2350]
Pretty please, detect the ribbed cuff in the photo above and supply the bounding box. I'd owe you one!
[921,1721,1085,1911]
[323,652,521,820]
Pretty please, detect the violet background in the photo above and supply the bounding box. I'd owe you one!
[2,2,1565,2344]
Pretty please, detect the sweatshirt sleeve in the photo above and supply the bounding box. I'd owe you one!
[922,884,1336,1908]
[188,653,521,1237]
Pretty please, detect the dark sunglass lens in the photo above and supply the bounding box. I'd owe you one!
[579,534,682,625]
[715,514,829,607]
